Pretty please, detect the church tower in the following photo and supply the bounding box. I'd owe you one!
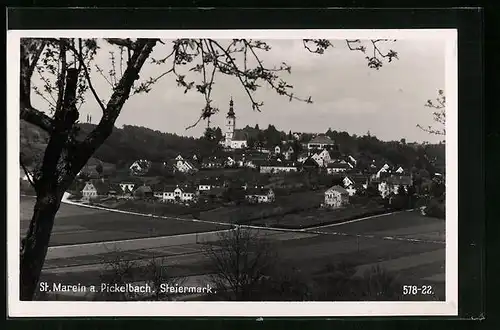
[224,97,236,148]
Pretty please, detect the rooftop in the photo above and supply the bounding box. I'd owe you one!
[325,185,349,195]
[308,135,334,145]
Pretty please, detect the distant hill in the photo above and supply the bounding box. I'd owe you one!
[20,121,214,167]
[20,120,445,174]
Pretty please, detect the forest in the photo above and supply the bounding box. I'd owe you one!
[20,119,445,174]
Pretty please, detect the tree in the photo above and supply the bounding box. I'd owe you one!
[19,37,397,300]
[202,227,277,300]
[214,127,223,142]
[417,89,446,136]
[95,163,103,177]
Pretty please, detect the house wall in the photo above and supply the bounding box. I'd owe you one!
[157,189,195,202]
[324,191,348,208]
[327,167,348,174]
[260,166,298,174]
[245,193,275,203]
[198,184,211,191]
[231,140,247,149]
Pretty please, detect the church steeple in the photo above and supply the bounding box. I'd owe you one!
[227,97,235,118]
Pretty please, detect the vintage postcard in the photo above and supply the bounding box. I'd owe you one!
[8,29,457,317]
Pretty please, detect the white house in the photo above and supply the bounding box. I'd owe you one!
[245,187,275,204]
[119,182,136,194]
[395,166,405,174]
[197,178,222,192]
[81,181,109,200]
[375,163,391,179]
[307,135,335,150]
[311,149,335,167]
[260,160,299,174]
[326,162,350,174]
[283,146,295,160]
[225,156,236,167]
[343,175,370,196]
[154,184,197,203]
[274,145,281,154]
[378,175,412,199]
[129,159,151,175]
[231,138,248,150]
[173,155,198,173]
[324,185,349,208]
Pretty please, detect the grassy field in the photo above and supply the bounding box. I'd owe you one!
[20,197,226,246]
[250,205,387,228]
[198,190,324,224]
[37,210,446,301]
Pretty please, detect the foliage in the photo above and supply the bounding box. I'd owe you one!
[417,89,446,136]
[95,249,182,301]
[202,227,277,301]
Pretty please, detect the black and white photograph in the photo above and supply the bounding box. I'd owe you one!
[8,29,458,317]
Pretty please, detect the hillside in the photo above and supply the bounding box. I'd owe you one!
[20,120,445,174]
[20,121,215,168]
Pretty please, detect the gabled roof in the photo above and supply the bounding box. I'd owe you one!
[325,185,349,195]
[87,180,110,195]
[344,174,370,184]
[385,175,413,186]
[327,162,350,169]
[302,157,320,167]
[134,185,152,194]
[308,135,334,145]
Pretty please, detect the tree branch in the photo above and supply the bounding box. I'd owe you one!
[64,40,106,112]
[20,104,54,132]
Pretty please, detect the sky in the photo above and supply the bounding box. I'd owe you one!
[31,37,446,143]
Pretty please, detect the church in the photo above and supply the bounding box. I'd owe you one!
[223,98,248,150]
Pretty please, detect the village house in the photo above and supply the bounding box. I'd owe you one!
[283,145,295,160]
[307,135,335,151]
[154,184,198,203]
[310,148,341,167]
[373,163,391,179]
[173,155,198,173]
[274,145,281,154]
[348,155,357,167]
[107,183,123,197]
[245,187,275,204]
[259,160,299,174]
[323,185,350,208]
[378,175,413,199]
[81,181,110,200]
[134,185,154,199]
[200,155,224,169]
[119,182,136,194]
[343,175,370,196]
[326,162,350,174]
[297,152,310,163]
[197,177,223,192]
[129,159,151,176]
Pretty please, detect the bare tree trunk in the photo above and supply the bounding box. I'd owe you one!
[20,187,61,300]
